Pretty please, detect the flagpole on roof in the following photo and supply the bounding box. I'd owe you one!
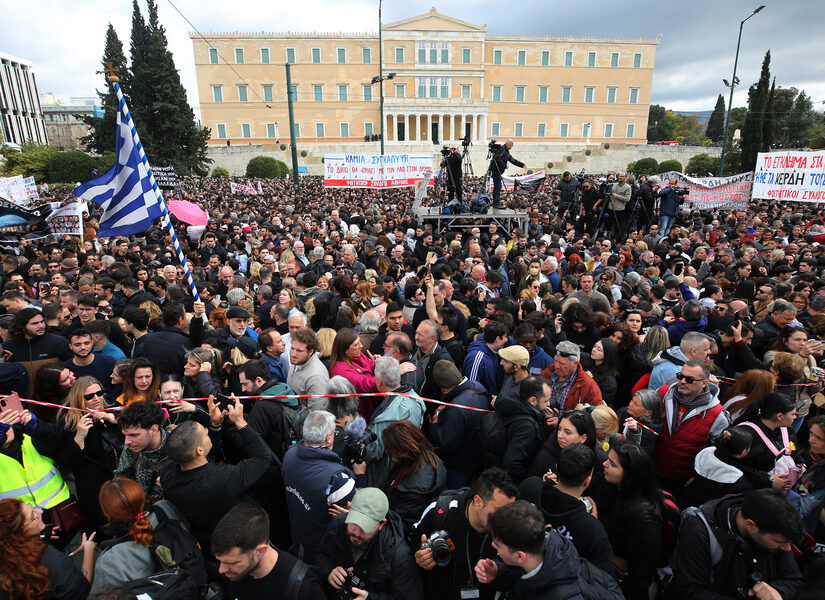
[105,67,205,319]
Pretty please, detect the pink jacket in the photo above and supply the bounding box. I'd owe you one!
[330,353,377,394]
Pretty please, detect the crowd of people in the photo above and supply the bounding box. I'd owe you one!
[1,170,825,600]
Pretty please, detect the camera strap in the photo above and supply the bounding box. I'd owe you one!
[284,558,309,600]
[465,531,488,588]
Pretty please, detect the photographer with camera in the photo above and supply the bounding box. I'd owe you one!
[554,171,580,221]
[657,177,685,237]
[577,179,603,237]
[488,139,525,210]
[441,145,464,205]
[319,487,424,600]
[410,467,518,600]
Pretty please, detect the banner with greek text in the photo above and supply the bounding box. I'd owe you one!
[230,181,258,195]
[0,175,29,205]
[752,151,825,202]
[324,154,434,188]
[657,171,752,209]
[23,177,39,200]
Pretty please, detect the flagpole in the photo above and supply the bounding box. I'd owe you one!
[108,75,204,318]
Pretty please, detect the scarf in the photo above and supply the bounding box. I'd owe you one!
[799,453,825,496]
[669,385,713,434]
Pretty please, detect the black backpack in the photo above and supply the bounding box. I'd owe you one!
[481,410,540,468]
[548,557,624,600]
[124,569,199,600]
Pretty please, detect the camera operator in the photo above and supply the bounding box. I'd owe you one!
[577,179,602,237]
[488,139,525,210]
[637,175,658,234]
[607,172,632,241]
[554,171,580,220]
[442,145,464,204]
[657,177,683,237]
[410,468,518,600]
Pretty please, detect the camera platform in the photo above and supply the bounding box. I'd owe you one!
[417,206,528,236]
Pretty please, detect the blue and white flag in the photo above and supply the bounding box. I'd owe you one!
[72,92,164,237]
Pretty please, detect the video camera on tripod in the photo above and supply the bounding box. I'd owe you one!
[674,186,690,197]
[488,139,502,153]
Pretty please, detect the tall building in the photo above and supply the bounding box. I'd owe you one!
[40,94,95,150]
[192,8,657,147]
[0,51,47,146]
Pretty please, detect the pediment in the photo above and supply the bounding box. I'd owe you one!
[384,8,485,32]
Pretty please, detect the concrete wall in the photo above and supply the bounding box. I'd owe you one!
[207,141,722,177]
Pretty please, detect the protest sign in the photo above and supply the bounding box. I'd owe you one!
[23,177,39,200]
[324,154,434,188]
[752,151,825,202]
[0,175,29,205]
[489,171,546,193]
[230,181,258,195]
[46,202,83,236]
[151,165,179,191]
[657,171,752,209]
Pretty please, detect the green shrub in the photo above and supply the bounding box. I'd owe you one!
[0,143,59,180]
[657,159,683,173]
[45,150,97,184]
[811,136,825,150]
[246,156,289,178]
[631,157,659,175]
[211,166,229,177]
[685,153,720,177]
[95,152,116,174]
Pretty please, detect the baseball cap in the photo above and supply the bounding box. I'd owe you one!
[345,488,389,532]
[498,345,530,367]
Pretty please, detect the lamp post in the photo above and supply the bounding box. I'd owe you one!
[718,5,765,176]
[379,0,384,156]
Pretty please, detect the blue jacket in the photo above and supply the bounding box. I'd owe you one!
[664,316,708,346]
[282,442,358,565]
[657,186,682,217]
[649,347,688,390]
[528,346,554,376]
[463,339,503,397]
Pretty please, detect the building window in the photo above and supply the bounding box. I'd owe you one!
[539,86,549,102]
[316,123,325,138]
[604,123,613,138]
[337,48,346,64]
[560,123,569,138]
[395,47,404,63]
[537,123,546,137]
[311,48,320,64]
[216,123,226,139]
[462,48,471,64]
[362,47,371,64]
[340,122,349,137]
[629,88,639,104]
[515,86,525,102]
[285,48,295,64]
[237,85,248,102]
[209,48,218,64]
[417,78,426,98]
[235,48,244,64]
[514,123,523,137]
[517,50,526,65]
[564,51,573,66]
[418,42,426,63]
[266,123,277,138]
[313,85,323,101]
[584,87,594,103]
[561,87,571,103]
[364,122,374,136]
[261,48,270,64]
[263,85,273,103]
[541,50,550,66]
[338,85,348,101]
[429,42,437,63]
[491,122,500,137]
[611,52,619,67]
[492,85,502,102]
[461,85,471,99]
[241,123,251,138]
[607,87,617,103]
[626,123,635,138]
[582,122,591,137]
[441,42,449,63]
[212,85,223,103]
[634,52,642,68]
[292,123,300,138]
[440,77,449,98]
[363,85,372,101]
[395,84,405,98]
[493,49,502,65]
[587,51,596,67]
[429,77,437,98]
[289,84,298,102]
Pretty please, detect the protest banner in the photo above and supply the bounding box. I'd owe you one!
[46,202,83,236]
[752,151,825,202]
[23,177,39,200]
[656,171,752,209]
[151,165,179,191]
[0,175,29,205]
[324,154,434,188]
[230,181,258,195]
[489,171,546,193]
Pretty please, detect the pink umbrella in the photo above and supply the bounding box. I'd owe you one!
[167,200,208,226]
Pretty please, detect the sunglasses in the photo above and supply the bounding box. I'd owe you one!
[83,390,105,401]
[675,373,706,384]
[556,350,578,359]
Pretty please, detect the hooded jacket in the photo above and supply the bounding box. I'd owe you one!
[665,315,708,346]
[494,392,544,483]
[387,451,447,533]
[137,326,194,378]
[463,339,503,398]
[648,346,688,390]
[683,447,753,508]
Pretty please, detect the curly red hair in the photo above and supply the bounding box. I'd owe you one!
[0,498,50,599]
[99,478,153,547]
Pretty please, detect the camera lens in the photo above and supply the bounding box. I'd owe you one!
[430,538,452,567]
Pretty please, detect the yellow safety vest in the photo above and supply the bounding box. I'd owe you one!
[0,434,69,509]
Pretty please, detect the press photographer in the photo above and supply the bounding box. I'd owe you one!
[441,145,464,204]
[488,139,525,209]
[410,468,518,600]
[657,177,689,237]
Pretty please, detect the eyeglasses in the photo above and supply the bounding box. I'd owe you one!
[675,373,706,384]
[83,390,105,401]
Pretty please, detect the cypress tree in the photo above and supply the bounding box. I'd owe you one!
[705,94,725,142]
[762,79,776,152]
[740,50,771,170]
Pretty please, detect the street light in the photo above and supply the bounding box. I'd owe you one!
[371,70,395,154]
[378,0,384,156]
[718,5,765,176]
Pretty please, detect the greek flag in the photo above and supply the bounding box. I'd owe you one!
[72,89,164,237]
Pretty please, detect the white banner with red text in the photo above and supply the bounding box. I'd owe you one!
[324,153,434,188]
[657,171,752,209]
[752,151,825,202]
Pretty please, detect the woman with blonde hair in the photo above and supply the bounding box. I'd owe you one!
[317,327,337,368]
[277,287,300,311]
[182,347,224,398]
[353,281,374,314]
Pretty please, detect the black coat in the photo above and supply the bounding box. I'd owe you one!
[495,392,544,484]
[387,452,446,534]
[420,343,453,402]
[137,326,194,377]
[491,145,525,175]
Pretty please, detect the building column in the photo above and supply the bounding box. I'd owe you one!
[414,114,420,141]
[404,114,410,141]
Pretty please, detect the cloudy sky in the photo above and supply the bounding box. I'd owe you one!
[4,0,824,115]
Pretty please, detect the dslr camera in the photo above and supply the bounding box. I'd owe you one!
[336,571,366,600]
[342,416,378,464]
[421,530,456,567]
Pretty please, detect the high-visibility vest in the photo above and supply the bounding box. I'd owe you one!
[0,435,69,509]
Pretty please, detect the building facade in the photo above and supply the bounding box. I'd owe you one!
[0,51,48,146]
[40,94,96,150]
[192,9,657,148]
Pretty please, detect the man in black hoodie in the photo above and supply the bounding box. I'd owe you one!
[492,376,550,484]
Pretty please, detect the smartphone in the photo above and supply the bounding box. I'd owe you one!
[0,392,24,414]
[673,263,684,276]
[215,393,233,411]
[725,319,740,337]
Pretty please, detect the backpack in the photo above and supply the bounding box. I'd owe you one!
[480,411,540,468]
[660,490,682,563]
[471,193,490,214]
[261,382,309,452]
[124,569,199,600]
[546,557,624,600]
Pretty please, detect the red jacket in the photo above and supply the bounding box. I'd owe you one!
[540,363,603,411]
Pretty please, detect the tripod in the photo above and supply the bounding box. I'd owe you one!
[486,147,509,209]
[462,142,474,177]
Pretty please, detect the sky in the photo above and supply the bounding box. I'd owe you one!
[4,0,824,116]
